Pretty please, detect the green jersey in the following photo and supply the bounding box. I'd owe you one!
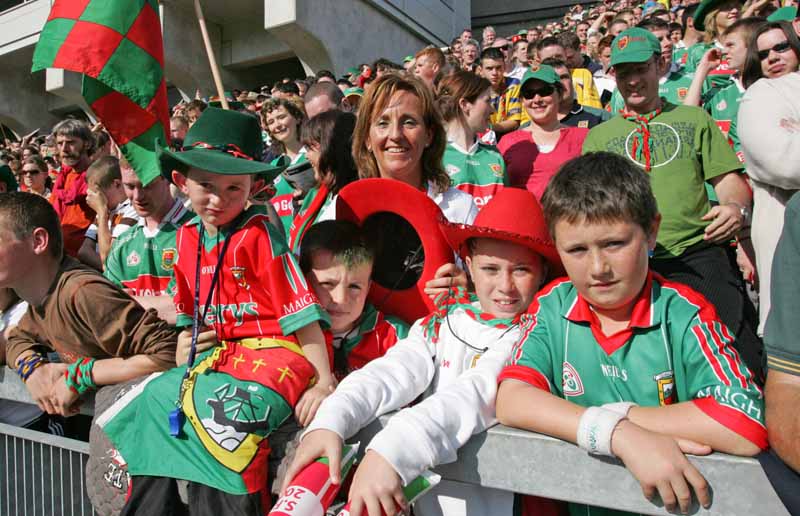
[269,151,307,237]
[500,274,767,516]
[442,141,508,209]
[702,76,745,161]
[582,102,742,258]
[104,198,192,296]
[685,42,735,89]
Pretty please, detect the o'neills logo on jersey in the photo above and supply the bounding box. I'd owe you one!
[126,251,141,267]
[282,294,315,317]
[161,248,177,271]
[562,361,584,396]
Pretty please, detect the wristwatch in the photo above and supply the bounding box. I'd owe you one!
[726,202,751,225]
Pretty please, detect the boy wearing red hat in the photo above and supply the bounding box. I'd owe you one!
[283,188,563,516]
[497,152,765,516]
[98,108,335,515]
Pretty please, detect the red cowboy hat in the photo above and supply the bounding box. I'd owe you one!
[440,187,563,276]
[336,178,453,324]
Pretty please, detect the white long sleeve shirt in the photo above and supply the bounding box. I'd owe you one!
[738,72,800,333]
[306,289,521,515]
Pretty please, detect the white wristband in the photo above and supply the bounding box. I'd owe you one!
[576,407,627,457]
[602,402,637,417]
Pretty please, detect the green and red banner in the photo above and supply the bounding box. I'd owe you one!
[32,0,169,185]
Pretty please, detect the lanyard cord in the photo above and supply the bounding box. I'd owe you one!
[442,288,518,354]
[176,212,245,408]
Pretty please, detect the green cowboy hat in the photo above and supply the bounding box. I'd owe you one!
[0,164,18,192]
[156,107,284,182]
[693,0,743,32]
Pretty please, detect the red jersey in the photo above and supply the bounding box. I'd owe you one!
[173,205,329,339]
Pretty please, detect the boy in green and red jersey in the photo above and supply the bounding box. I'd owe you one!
[104,163,192,324]
[298,220,409,380]
[497,153,766,516]
[99,108,335,516]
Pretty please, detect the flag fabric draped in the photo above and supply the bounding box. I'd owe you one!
[32,0,170,185]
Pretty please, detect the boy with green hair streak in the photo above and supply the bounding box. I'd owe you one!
[98,108,335,515]
[299,220,409,380]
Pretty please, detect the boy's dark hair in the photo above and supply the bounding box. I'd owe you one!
[682,3,699,30]
[541,152,659,237]
[275,81,300,96]
[86,155,121,189]
[300,110,358,194]
[372,58,403,73]
[315,69,336,82]
[299,220,375,274]
[638,16,670,32]
[557,31,581,51]
[480,47,505,62]
[185,99,207,114]
[536,36,563,52]
[0,191,63,259]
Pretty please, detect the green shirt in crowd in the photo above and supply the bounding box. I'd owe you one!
[582,102,743,259]
[765,192,800,376]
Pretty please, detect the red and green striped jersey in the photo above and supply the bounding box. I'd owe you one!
[328,302,410,380]
[443,141,508,210]
[500,273,767,516]
[32,0,169,186]
[703,77,745,161]
[104,199,192,296]
[173,205,329,339]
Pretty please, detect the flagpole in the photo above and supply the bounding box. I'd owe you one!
[193,0,230,110]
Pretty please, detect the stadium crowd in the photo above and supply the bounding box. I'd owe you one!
[1,0,800,514]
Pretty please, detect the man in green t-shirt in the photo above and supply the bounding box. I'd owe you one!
[583,28,762,379]
[608,18,699,114]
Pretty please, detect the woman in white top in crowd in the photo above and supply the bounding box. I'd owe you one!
[738,20,800,334]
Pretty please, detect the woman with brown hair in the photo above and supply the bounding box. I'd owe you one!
[352,73,477,224]
[20,155,52,198]
[742,20,800,88]
[288,110,359,252]
[436,71,507,209]
[260,96,308,235]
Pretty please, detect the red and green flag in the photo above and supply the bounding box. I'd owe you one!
[32,0,170,185]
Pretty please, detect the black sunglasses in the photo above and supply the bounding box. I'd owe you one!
[521,84,556,99]
[757,40,792,61]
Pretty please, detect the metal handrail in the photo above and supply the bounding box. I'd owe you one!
[0,371,790,515]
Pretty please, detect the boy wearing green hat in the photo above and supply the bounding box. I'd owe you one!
[582,28,763,379]
[98,108,335,515]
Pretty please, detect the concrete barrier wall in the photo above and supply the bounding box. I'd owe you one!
[0,370,789,515]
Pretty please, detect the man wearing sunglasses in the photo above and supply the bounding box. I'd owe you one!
[583,28,763,380]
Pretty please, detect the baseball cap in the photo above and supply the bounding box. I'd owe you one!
[343,87,364,98]
[517,29,528,35]
[403,55,414,63]
[610,28,661,67]
[520,64,561,88]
